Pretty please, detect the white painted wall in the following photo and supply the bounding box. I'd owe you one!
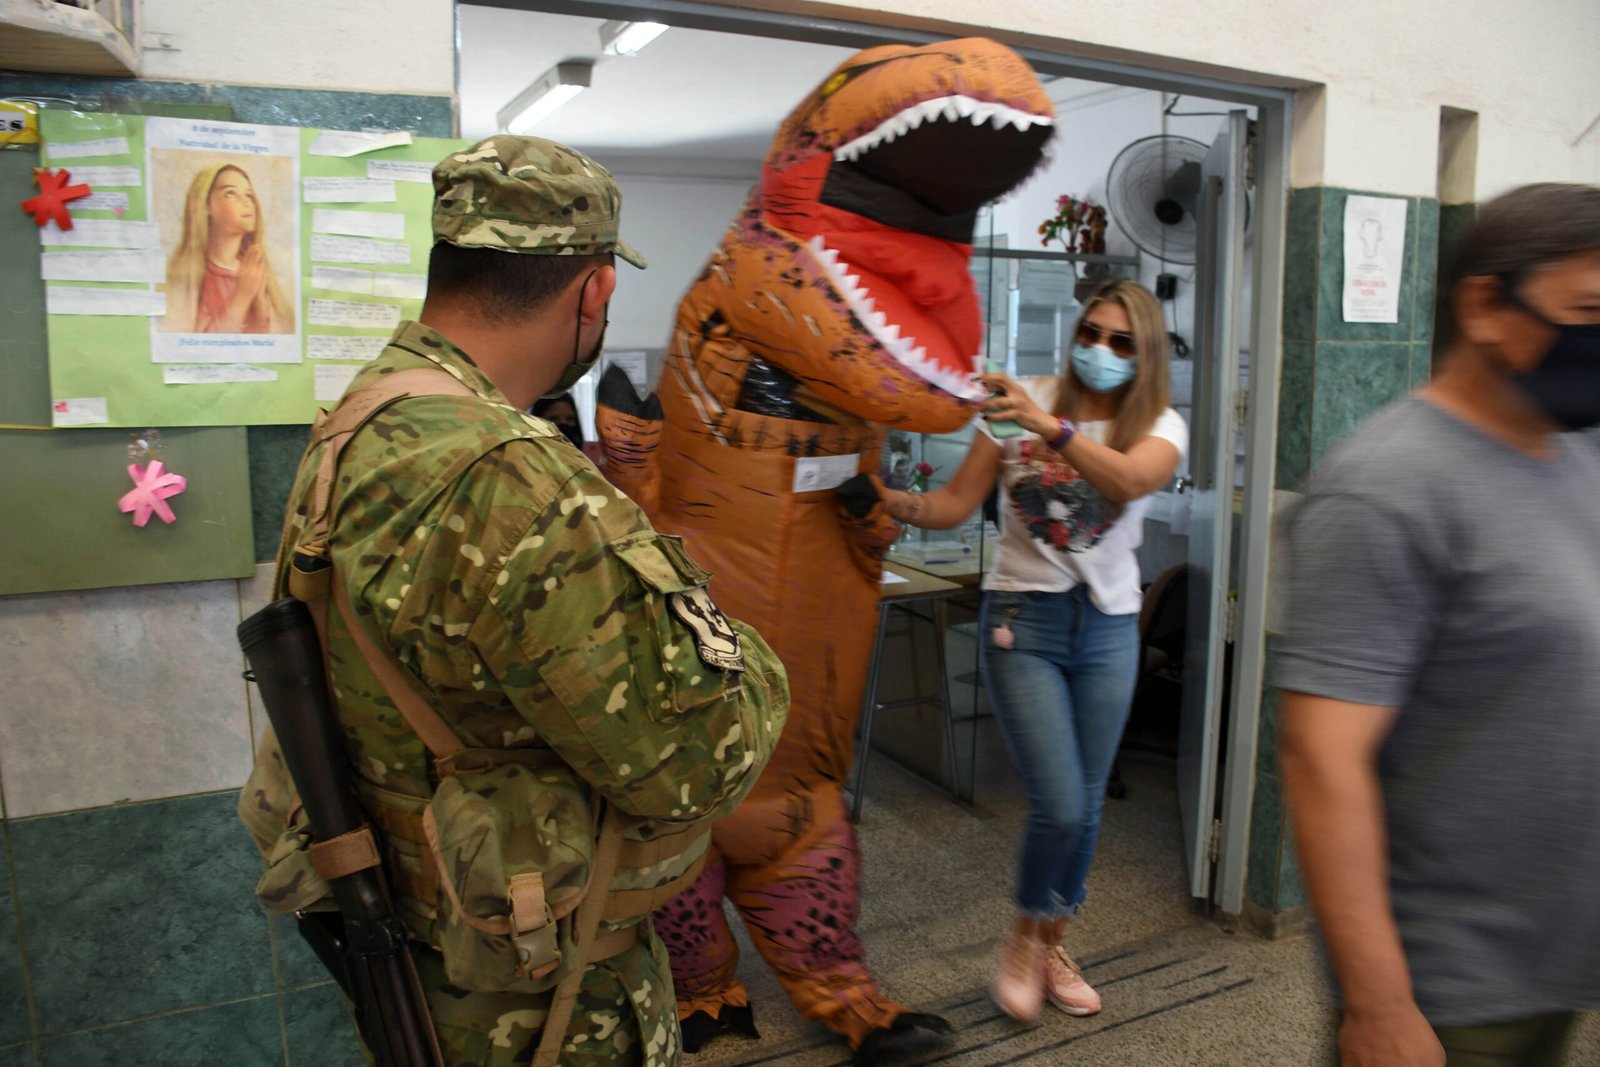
[137,0,455,95]
[758,0,1600,196]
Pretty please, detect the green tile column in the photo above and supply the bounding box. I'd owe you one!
[1254,186,1443,930]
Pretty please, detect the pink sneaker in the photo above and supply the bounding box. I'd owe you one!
[991,929,1045,1022]
[1043,944,1102,1016]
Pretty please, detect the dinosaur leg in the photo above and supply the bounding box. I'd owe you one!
[651,845,758,1052]
[723,785,950,1054]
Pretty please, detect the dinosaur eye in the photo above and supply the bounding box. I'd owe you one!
[819,72,849,98]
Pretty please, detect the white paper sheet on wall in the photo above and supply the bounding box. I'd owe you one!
[311,234,411,265]
[73,191,130,213]
[50,397,109,426]
[38,219,159,249]
[306,335,388,361]
[46,136,132,160]
[311,208,405,240]
[367,159,435,184]
[303,177,397,203]
[61,165,141,187]
[162,364,280,385]
[1342,195,1408,323]
[308,130,414,157]
[308,298,401,329]
[314,364,362,401]
[46,287,167,316]
[41,250,163,283]
[371,271,427,299]
[311,266,377,295]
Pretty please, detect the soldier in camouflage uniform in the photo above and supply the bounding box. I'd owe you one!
[244,136,789,1066]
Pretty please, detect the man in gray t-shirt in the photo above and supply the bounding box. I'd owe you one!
[1277,183,1600,1067]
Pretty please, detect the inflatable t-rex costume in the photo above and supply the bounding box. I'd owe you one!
[597,38,1054,1058]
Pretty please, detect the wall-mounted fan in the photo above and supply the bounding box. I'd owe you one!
[1105,134,1209,266]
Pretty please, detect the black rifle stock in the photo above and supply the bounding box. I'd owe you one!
[239,595,442,1067]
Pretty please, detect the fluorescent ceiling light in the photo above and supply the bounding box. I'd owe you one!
[600,20,668,56]
[497,60,593,133]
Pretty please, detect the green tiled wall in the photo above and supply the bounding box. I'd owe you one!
[1255,187,1447,919]
[1275,187,1443,494]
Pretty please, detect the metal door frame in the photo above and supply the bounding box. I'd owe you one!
[464,0,1292,916]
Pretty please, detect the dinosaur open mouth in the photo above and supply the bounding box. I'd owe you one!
[806,94,1053,399]
[804,230,986,401]
[830,95,1054,217]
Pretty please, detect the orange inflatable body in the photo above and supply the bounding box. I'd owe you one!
[599,38,1054,1057]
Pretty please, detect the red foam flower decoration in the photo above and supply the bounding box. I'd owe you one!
[21,167,91,230]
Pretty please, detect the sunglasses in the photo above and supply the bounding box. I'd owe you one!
[1076,320,1137,358]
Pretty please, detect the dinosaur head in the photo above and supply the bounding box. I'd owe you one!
[742,37,1054,432]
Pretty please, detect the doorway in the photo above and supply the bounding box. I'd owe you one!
[457,0,1289,918]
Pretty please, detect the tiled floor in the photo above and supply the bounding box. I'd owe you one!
[684,723,1600,1067]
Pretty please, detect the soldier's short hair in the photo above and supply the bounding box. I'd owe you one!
[425,242,612,323]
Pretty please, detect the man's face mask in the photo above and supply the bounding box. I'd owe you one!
[1504,284,1600,432]
[544,269,608,399]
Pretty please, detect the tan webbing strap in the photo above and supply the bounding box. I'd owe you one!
[434,746,567,777]
[307,827,382,881]
[600,847,709,922]
[533,809,627,1067]
[333,580,466,763]
[616,823,708,869]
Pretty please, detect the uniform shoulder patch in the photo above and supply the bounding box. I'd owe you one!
[668,586,745,673]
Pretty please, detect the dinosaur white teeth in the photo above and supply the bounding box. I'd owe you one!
[954,96,977,118]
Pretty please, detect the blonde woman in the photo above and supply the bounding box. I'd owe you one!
[887,279,1187,1022]
[163,163,295,334]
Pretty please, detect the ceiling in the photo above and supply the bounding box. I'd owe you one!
[457,6,862,162]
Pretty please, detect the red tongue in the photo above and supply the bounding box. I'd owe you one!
[763,166,982,379]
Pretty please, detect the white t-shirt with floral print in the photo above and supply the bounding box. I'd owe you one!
[978,376,1188,615]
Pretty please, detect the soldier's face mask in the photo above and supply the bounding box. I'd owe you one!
[545,270,608,399]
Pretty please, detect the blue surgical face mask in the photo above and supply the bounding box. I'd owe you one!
[1070,343,1137,393]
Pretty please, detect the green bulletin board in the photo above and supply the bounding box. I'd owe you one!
[39,109,466,427]
[3,107,256,595]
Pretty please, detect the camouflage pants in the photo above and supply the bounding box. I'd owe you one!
[410,933,683,1066]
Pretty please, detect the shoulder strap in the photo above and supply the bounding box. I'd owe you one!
[291,367,482,763]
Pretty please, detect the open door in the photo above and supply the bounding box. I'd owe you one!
[1176,110,1249,903]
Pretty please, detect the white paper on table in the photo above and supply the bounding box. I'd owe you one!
[62,165,141,187]
[50,397,109,426]
[308,298,401,329]
[311,234,411,266]
[303,177,397,204]
[73,191,130,214]
[792,453,861,493]
[47,287,167,316]
[880,570,910,585]
[39,219,159,249]
[162,363,280,385]
[46,136,132,160]
[308,130,413,157]
[367,159,435,184]
[311,265,375,296]
[307,335,388,361]
[1342,195,1408,324]
[311,208,405,240]
[371,271,427,300]
[42,250,163,283]
[314,364,362,402]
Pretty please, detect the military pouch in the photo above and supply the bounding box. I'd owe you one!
[421,763,595,995]
[239,727,337,915]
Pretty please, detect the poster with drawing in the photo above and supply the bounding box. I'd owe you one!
[40,108,465,427]
[145,117,302,363]
[1342,194,1407,323]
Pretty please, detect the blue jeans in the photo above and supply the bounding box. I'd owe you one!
[980,586,1140,920]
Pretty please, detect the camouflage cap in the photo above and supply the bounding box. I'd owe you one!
[431,135,646,268]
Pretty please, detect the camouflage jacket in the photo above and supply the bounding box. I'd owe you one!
[261,321,788,1055]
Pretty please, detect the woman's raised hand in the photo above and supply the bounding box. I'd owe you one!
[978,373,1052,437]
